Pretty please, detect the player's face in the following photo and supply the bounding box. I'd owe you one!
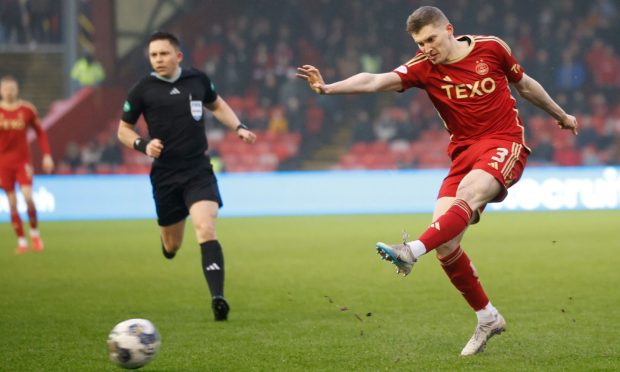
[148,39,183,78]
[412,22,453,64]
[0,80,19,102]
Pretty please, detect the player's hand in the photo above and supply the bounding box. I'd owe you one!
[296,65,326,94]
[238,128,257,144]
[42,154,54,174]
[147,138,164,158]
[558,114,578,135]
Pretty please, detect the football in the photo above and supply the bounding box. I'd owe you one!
[107,318,161,369]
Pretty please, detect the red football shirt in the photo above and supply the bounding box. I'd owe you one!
[0,100,50,166]
[393,35,529,157]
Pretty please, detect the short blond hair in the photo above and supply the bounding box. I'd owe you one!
[406,6,449,34]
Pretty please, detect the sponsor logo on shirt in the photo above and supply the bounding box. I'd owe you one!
[440,77,496,100]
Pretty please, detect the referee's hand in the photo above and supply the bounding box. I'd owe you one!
[238,128,257,144]
[146,138,164,158]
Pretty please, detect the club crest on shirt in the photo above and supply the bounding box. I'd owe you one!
[475,60,489,75]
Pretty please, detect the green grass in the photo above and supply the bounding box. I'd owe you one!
[1,211,619,371]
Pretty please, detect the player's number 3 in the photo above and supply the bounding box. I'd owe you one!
[491,148,509,163]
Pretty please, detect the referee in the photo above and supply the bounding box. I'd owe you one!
[118,31,256,321]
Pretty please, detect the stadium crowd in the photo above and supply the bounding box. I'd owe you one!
[15,0,620,172]
[0,0,62,46]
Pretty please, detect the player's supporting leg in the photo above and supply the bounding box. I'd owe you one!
[438,245,489,311]
[189,201,229,321]
[6,191,28,254]
[437,241,505,355]
[21,186,43,252]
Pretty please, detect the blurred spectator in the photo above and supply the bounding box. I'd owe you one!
[71,52,106,87]
[267,106,288,134]
[581,144,603,166]
[1,0,26,44]
[373,109,399,143]
[0,0,61,45]
[100,137,123,167]
[81,141,101,172]
[606,136,620,165]
[530,133,555,164]
[576,116,601,148]
[556,49,586,91]
[63,141,82,170]
[352,110,374,143]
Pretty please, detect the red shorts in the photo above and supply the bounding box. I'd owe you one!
[0,162,34,192]
[438,139,529,203]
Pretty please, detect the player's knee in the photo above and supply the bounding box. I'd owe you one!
[435,240,460,258]
[456,184,492,210]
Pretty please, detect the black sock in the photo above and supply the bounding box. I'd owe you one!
[200,240,224,298]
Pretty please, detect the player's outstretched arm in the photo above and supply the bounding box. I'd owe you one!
[513,73,578,135]
[206,97,256,144]
[296,65,402,95]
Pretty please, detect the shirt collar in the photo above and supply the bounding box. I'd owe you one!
[151,67,182,83]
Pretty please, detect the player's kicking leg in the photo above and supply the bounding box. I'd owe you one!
[376,231,418,276]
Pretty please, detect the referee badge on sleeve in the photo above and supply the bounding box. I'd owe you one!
[190,99,203,121]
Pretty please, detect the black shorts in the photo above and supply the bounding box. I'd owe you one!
[150,160,223,226]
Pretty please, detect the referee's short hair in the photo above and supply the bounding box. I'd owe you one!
[149,31,181,49]
[1,75,17,84]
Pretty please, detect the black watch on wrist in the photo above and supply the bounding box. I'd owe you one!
[133,138,148,154]
[235,123,249,132]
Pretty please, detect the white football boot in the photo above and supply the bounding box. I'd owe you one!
[460,312,506,356]
[376,232,417,276]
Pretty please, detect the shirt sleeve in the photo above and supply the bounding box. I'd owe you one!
[28,106,51,155]
[121,83,144,124]
[493,37,524,83]
[201,73,218,105]
[392,53,426,91]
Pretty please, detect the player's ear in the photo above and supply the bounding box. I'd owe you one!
[177,51,184,63]
[446,23,454,36]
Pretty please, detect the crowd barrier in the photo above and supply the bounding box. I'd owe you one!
[1,166,619,221]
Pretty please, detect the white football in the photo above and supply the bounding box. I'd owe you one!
[107,318,161,369]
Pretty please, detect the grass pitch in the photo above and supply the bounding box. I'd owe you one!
[1,211,619,371]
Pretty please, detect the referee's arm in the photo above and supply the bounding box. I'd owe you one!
[118,120,163,158]
[206,96,256,144]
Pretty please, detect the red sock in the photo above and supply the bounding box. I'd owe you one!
[27,205,38,229]
[10,212,25,238]
[439,246,489,311]
[419,199,472,252]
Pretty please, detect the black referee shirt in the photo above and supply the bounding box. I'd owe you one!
[122,67,218,167]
